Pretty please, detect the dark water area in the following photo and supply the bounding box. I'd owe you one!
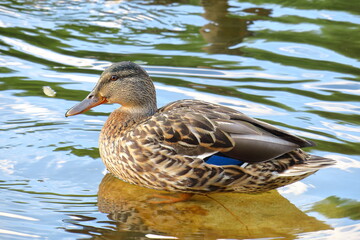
[0,0,359,239]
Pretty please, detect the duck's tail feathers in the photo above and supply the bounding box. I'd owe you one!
[279,155,336,177]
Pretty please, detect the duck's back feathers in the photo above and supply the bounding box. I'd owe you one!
[155,99,314,164]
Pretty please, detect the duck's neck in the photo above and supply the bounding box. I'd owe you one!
[102,104,157,133]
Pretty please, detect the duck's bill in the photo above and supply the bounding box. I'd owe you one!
[65,94,107,117]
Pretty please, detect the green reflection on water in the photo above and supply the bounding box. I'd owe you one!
[309,196,360,220]
[54,146,100,158]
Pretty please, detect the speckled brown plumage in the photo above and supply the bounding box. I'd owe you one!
[66,61,335,196]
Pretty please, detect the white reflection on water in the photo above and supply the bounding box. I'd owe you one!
[0,229,40,238]
[307,102,360,113]
[0,93,62,122]
[0,36,99,68]
[0,57,31,69]
[90,19,123,28]
[321,122,360,133]
[42,73,97,83]
[145,234,178,239]
[0,212,40,239]
[0,212,38,221]
[280,45,329,59]
[146,65,297,79]
[156,85,279,116]
[320,122,360,142]
[8,102,60,121]
[326,155,360,172]
[288,129,333,141]
[279,181,314,195]
[304,81,360,95]
[299,223,360,240]
[0,159,14,175]
[309,121,360,142]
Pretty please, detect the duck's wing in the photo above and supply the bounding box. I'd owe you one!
[150,100,315,164]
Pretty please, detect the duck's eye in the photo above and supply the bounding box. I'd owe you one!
[110,75,119,81]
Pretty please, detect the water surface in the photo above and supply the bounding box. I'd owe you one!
[0,0,359,239]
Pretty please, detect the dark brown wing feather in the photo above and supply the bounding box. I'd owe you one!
[152,99,315,163]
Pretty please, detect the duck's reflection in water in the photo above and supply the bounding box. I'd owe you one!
[98,173,330,239]
[200,0,271,55]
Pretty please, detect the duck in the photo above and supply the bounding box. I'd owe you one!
[66,61,335,203]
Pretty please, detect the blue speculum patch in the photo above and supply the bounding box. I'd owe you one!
[205,153,244,166]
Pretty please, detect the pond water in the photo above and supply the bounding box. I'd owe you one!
[1,0,359,239]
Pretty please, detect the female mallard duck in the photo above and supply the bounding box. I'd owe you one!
[66,61,335,203]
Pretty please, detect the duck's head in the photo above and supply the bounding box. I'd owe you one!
[65,61,157,117]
